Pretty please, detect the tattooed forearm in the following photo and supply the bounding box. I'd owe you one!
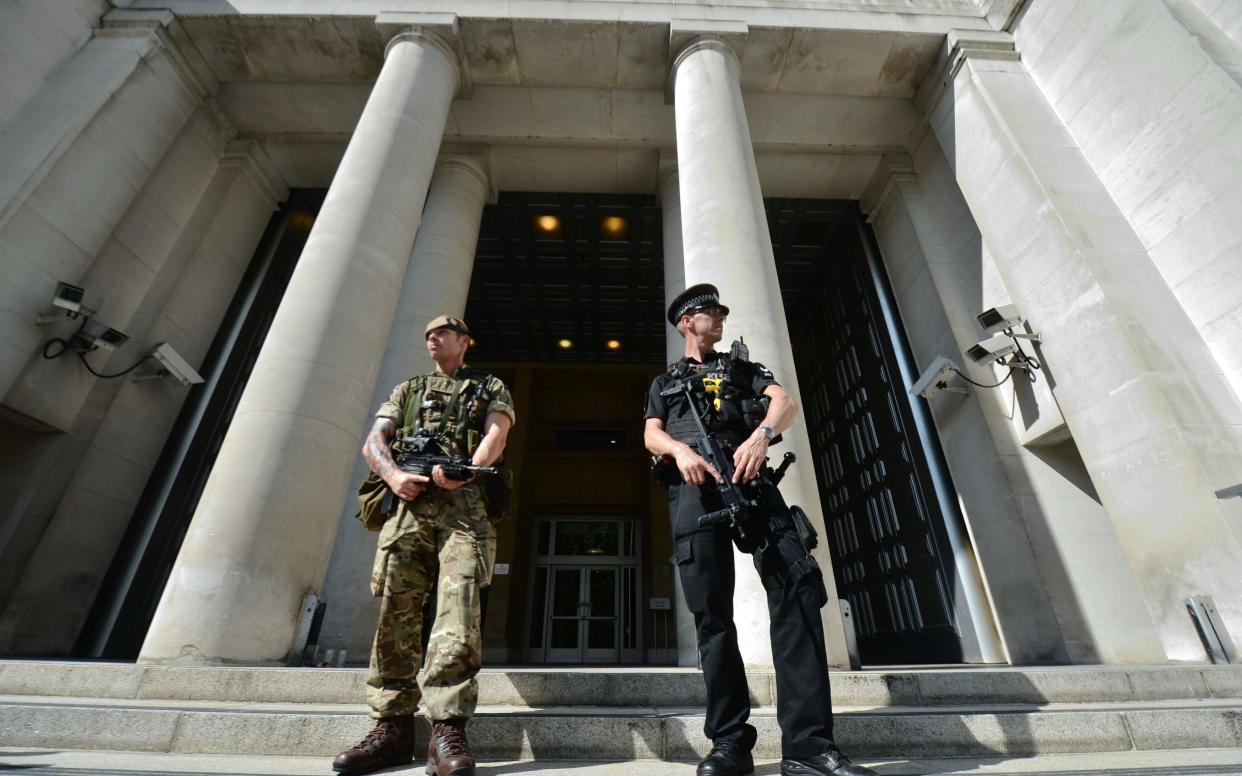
[362,419,399,480]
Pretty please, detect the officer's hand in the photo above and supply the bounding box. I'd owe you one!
[388,471,429,501]
[732,432,770,483]
[673,446,723,486]
[432,465,473,490]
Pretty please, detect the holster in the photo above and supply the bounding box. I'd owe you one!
[788,505,819,551]
[788,555,829,609]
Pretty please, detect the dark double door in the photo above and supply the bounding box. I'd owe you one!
[774,203,965,665]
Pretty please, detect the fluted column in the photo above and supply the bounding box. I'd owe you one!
[670,29,851,668]
[139,22,463,664]
[316,155,491,657]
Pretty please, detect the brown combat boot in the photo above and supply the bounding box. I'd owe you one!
[425,717,475,776]
[332,715,415,775]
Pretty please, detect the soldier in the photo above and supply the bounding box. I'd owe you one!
[334,315,515,776]
[644,285,876,776]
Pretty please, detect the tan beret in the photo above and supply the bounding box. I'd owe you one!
[424,314,470,337]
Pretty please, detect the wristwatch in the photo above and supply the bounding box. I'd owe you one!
[758,425,776,440]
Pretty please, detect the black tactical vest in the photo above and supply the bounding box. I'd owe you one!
[662,355,768,448]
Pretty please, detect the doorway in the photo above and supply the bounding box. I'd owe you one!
[525,517,640,663]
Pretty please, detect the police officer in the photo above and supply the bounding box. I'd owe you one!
[334,315,516,776]
[644,285,876,776]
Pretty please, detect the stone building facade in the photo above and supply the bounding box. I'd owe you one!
[0,0,1240,671]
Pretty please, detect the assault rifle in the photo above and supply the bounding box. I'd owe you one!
[658,379,755,539]
[380,430,499,513]
[657,377,801,544]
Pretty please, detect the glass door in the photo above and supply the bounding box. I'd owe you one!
[525,517,641,663]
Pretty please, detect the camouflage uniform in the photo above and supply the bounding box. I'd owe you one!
[368,367,515,721]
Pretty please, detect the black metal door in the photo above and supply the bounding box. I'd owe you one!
[773,202,963,664]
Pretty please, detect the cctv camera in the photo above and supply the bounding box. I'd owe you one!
[79,319,129,351]
[976,304,1024,336]
[37,282,99,324]
[147,342,203,386]
[911,356,964,399]
[966,334,1018,366]
[51,282,87,314]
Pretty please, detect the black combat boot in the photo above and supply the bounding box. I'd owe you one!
[426,717,476,776]
[332,715,415,775]
[780,747,879,776]
[698,738,755,776]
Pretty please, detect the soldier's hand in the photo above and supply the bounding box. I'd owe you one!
[431,465,473,490]
[388,471,429,501]
[673,446,723,486]
[732,432,770,483]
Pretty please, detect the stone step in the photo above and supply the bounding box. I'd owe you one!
[6,694,1242,759]
[7,746,1242,776]
[4,661,1240,708]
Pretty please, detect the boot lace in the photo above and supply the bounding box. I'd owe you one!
[709,739,738,759]
[358,720,398,752]
[435,722,469,757]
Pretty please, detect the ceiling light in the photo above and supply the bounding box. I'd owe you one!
[536,215,560,233]
[601,216,628,238]
[605,339,622,350]
[557,339,573,349]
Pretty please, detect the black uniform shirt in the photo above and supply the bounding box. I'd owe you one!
[645,352,781,537]
[645,351,779,446]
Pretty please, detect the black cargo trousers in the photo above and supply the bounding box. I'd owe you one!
[669,474,837,759]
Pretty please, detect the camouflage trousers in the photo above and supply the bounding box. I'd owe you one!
[367,500,496,720]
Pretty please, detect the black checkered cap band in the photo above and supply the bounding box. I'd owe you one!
[674,293,727,322]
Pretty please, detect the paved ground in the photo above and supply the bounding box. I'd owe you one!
[3,748,1242,775]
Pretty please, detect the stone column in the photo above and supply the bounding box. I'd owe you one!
[657,159,699,668]
[669,24,851,668]
[139,18,464,665]
[920,31,1242,660]
[316,155,491,658]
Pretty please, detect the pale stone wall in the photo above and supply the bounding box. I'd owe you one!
[922,28,1242,661]
[0,16,220,637]
[0,12,214,410]
[0,138,285,655]
[865,131,1167,664]
[0,0,108,128]
[1015,0,1242,402]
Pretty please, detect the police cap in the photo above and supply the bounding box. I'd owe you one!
[666,283,730,326]
[424,315,471,338]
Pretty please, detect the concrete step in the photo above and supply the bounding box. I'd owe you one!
[3,661,1240,708]
[6,693,1242,759]
[6,746,1242,775]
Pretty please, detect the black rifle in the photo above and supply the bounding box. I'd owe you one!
[660,379,763,540]
[380,431,499,513]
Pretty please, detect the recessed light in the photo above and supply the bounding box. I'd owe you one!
[557,339,573,349]
[605,339,622,350]
[537,215,560,233]
[601,216,628,238]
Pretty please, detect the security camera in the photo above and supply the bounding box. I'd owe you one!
[146,342,203,386]
[911,356,965,399]
[37,282,99,324]
[976,304,1023,335]
[966,334,1019,366]
[79,319,129,351]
